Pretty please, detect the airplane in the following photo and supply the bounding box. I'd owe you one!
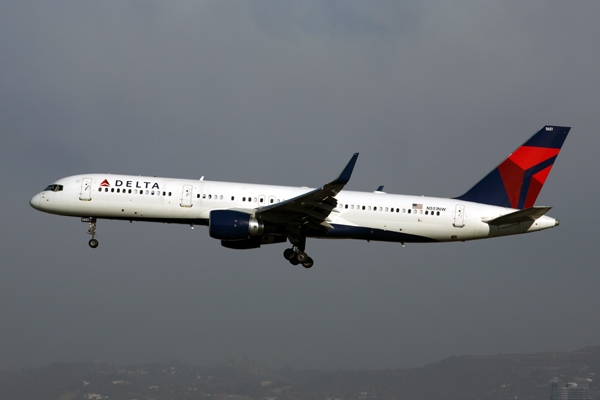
[30,125,570,268]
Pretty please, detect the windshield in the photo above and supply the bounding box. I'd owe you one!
[43,184,64,192]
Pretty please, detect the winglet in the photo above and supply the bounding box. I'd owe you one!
[329,153,359,186]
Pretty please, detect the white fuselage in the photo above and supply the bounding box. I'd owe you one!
[30,173,558,244]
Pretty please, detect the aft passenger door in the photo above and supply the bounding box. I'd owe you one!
[453,204,465,227]
[79,178,92,201]
[180,185,193,208]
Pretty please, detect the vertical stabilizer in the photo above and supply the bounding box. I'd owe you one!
[454,126,570,209]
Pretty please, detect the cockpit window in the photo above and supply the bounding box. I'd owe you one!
[43,184,64,192]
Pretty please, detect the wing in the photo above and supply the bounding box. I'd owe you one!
[483,206,552,226]
[256,153,359,233]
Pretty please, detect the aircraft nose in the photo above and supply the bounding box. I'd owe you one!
[29,193,41,210]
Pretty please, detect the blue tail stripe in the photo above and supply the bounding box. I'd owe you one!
[516,155,557,209]
[455,168,512,208]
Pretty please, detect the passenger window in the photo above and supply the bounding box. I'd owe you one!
[437,211,440,216]
[105,188,108,192]
[129,189,132,194]
[98,188,102,192]
[408,209,411,214]
[220,195,223,200]
[208,195,211,199]
[169,192,172,196]
[231,196,235,201]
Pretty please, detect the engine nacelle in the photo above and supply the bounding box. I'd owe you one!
[221,235,287,250]
[221,237,262,249]
[209,210,264,240]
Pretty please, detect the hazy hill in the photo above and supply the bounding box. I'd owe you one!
[0,347,598,400]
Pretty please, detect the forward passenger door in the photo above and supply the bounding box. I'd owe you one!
[180,185,193,208]
[79,178,92,201]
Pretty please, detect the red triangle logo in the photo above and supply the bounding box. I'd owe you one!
[100,179,110,187]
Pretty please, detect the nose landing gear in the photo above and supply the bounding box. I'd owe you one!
[83,217,99,248]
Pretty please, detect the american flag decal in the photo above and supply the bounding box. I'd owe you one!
[412,203,423,209]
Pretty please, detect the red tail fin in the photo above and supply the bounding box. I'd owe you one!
[455,126,570,209]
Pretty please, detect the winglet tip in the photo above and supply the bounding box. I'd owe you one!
[332,153,359,185]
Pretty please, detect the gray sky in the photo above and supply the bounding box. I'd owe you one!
[1,1,599,371]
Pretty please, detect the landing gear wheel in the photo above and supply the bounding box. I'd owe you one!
[283,248,295,260]
[296,251,309,263]
[85,218,98,248]
[302,257,314,269]
[289,255,299,265]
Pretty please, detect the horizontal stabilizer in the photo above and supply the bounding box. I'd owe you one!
[483,206,552,226]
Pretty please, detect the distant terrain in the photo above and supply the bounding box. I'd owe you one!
[1,346,598,400]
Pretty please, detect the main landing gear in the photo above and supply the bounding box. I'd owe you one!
[84,217,99,248]
[283,247,314,269]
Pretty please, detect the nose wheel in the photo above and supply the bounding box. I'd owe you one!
[83,217,99,248]
[283,247,314,268]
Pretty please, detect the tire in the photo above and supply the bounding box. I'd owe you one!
[296,251,309,263]
[89,239,99,248]
[283,248,295,260]
[302,258,314,269]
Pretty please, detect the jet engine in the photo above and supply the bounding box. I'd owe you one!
[209,210,264,240]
